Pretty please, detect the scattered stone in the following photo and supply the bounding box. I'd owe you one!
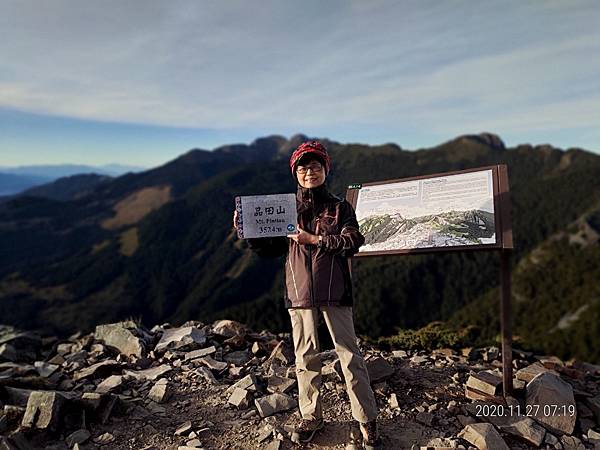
[195,366,218,384]
[267,376,296,394]
[366,357,394,383]
[93,432,115,445]
[155,327,206,353]
[95,374,123,394]
[73,359,120,381]
[148,378,172,403]
[227,374,260,393]
[410,355,430,365]
[496,416,546,447]
[228,388,252,409]
[212,320,248,337]
[416,411,433,426]
[223,350,250,366]
[482,347,499,362]
[21,391,65,430]
[66,429,91,447]
[389,393,400,409]
[560,435,585,450]
[94,322,145,357]
[124,364,172,381]
[526,371,576,435]
[33,361,59,378]
[515,362,551,383]
[391,350,408,358]
[175,420,193,436]
[466,371,502,396]
[255,393,297,417]
[184,346,217,360]
[458,423,510,450]
[196,356,227,371]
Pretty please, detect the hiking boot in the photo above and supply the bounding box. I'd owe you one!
[290,417,324,443]
[358,419,382,450]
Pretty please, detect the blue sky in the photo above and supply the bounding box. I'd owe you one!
[1,0,599,168]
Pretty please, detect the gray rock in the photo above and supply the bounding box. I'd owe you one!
[458,423,509,450]
[175,420,193,436]
[410,355,429,365]
[195,356,227,371]
[93,432,115,445]
[466,371,502,396]
[124,364,172,381]
[184,346,217,360]
[155,327,206,354]
[366,357,394,383]
[0,343,17,362]
[212,320,247,337]
[526,371,576,435]
[267,376,296,394]
[228,388,252,409]
[496,416,546,447]
[95,375,123,394]
[0,414,7,433]
[255,393,297,417]
[515,362,551,383]
[65,429,91,447]
[391,350,408,358]
[416,411,433,426]
[195,366,218,384]
[73,360,120,381]
[33,361,59,378]
[94,322,145,357]
[586,395,600,422]
[560,435,585,450]
[148,378,172,403]
[227,374,259,394]
[223,350,250,366]
[21,391,66,430]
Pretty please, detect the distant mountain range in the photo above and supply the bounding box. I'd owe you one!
[0,163,146,197]
[0,132,598,363]
[359,209,495,249]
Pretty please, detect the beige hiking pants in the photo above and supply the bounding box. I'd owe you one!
[288,306,378,424]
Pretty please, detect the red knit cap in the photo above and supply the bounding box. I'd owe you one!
[289,140,331,176]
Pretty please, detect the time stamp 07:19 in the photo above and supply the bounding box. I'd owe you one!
[474,403,576,418]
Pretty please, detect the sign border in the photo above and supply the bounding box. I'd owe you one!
[345,164,513,257]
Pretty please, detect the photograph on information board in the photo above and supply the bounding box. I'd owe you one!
[353,168,497,253]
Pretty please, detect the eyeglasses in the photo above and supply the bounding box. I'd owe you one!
[296,162,323,174]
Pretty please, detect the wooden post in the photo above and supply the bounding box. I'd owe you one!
[500,248,513,397]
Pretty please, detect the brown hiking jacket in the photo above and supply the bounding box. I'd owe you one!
[247,183,365,308]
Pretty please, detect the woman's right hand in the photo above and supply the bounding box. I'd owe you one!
[232,210,239,230]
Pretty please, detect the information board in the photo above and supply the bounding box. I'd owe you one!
[346,165,512,256]
[235,193,297,239]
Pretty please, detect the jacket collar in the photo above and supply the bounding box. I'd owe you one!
[296,183,335,213]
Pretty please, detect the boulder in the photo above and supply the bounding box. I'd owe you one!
[526,371,576,435]
[458,423,509,450]
[94,322,145,357]
[366,357,394,383]
[95,375,123,394]
[212,320,247,337]
[255,393,297,417]
[124,364,172,381]
[148,378,172,404]
[155,327,206,353]
[21,391,66,430]
[228,388,252,409]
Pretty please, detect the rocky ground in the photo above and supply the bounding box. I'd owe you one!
[1,320,599,450]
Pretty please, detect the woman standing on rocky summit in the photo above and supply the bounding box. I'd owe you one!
[232,140,381,449]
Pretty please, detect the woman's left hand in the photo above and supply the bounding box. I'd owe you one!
[287,226,318,245]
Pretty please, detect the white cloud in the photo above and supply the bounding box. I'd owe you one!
[0,0,599,144]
